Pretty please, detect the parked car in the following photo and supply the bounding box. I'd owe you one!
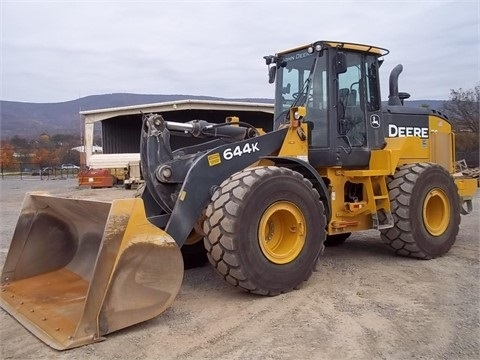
[32,168,50,176]
[60,164,80,170]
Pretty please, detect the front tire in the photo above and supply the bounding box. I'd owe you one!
[203,166,327,295]
[380,163,460,259]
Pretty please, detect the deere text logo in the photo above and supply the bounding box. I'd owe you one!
[388,124,429,138]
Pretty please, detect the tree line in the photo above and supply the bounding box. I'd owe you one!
[0,133,88,171]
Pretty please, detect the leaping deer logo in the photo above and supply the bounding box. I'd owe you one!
[370,114,381,128]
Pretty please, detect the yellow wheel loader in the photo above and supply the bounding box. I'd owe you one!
[1,41,478,349]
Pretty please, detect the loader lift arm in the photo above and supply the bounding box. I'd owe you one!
[140,113,288,247]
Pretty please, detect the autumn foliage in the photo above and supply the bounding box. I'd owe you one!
[1,133,82,171]
[0,142,15,168]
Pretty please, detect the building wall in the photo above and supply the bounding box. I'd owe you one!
[101,109,273,154]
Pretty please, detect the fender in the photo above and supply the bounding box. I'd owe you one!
[262,156,331,221]
[163,128,289,247]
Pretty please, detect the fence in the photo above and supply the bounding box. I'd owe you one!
[0,162,80,180]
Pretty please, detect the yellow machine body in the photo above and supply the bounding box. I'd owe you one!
[319,114,477,234]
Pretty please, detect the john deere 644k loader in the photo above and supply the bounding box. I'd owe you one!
[1,41,478,349]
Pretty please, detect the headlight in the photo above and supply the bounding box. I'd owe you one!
[308,44,323,53]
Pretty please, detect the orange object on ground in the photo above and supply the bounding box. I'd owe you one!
[78,169,114,188]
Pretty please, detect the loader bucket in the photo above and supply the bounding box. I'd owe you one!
[0,194,184,350]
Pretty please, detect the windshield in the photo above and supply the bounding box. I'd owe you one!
[273,49,317,127]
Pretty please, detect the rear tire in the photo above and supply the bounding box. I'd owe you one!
[181,237,208,269]
[203,166,327,295]
[380,163,460,259]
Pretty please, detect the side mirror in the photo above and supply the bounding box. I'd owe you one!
[335,53,347,74]
[268,65,277,84]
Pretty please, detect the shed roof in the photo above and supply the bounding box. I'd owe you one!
[80,99,274,123]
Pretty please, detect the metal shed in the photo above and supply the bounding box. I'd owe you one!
[80,99,274,168]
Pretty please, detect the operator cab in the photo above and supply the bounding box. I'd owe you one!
[265,41,389,167]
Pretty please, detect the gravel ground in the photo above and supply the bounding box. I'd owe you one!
[0,178,479,360]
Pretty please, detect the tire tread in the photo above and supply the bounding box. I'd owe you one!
[380,162,460,259]
[203,166,325,295]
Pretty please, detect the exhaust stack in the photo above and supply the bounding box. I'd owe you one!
[388,64,403,106]
[388,64,411,106]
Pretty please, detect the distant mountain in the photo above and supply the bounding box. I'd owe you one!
[0,93,273,139]
[0,93,445,139]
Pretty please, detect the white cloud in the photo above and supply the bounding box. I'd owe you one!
[1,0,478,102]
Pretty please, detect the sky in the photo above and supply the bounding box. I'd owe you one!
[1,0,479,103]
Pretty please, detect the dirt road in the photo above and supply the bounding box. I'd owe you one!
[1,178,479,359]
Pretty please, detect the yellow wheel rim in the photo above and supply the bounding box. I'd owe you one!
[422,188,450,236]
[184,230,203,246]
[184,213,206,245]
[258,201,306,264]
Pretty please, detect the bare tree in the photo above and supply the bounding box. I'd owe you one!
[443,85,479,133]
[443,85,480,167]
